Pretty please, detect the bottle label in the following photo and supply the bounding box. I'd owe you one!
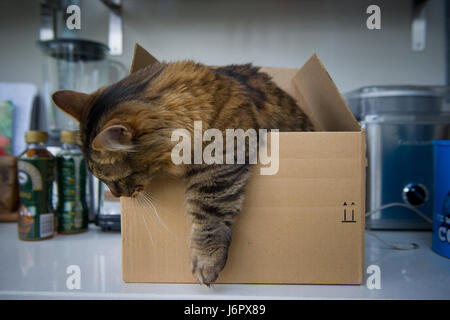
[57,154,88,233]
[17,158,55,240]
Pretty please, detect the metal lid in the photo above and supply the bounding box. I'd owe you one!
[345,85,449,118]
[38,38,109,62]
[346,85,442,99]
[25,131,48,143]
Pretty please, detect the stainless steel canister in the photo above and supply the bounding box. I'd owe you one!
[346,86,450,230]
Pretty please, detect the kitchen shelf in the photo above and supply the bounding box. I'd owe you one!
[0,223,448,299]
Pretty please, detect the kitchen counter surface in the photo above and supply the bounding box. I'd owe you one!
[0,223,449,300]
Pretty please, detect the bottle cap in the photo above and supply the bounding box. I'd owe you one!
[60,130,77,143]
[25,131,48,143]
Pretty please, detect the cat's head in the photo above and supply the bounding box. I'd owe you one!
[51,64,182,198]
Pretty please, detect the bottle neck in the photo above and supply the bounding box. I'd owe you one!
[61,142,79,150]
[26,142,47,149]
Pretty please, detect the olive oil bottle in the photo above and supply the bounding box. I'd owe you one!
[17,131,56,240]
[56,130,89,234]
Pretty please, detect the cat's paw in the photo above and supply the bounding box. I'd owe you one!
[190,248,228,286]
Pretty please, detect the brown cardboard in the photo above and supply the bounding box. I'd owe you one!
[121,44,366,284]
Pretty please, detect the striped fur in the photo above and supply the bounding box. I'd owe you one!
[52,60,314,285]
[185,163,252,284]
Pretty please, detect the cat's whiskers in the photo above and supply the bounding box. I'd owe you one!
[132,198,154,246]
[143,191,177,217]
[142,191,161,206]
[139,193,170,233]
[137,196,153,224]
[141,213,155,246]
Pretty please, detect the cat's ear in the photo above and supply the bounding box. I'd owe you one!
[92,124,135,152]
[51,90,90,122]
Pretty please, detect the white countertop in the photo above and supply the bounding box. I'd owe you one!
[0,223,449,300]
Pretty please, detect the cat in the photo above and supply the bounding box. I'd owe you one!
[52,60,314,285]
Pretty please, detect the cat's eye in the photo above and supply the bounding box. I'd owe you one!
[117,172,137,182]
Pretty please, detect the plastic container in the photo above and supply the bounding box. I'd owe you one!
[432,140,450,259]
[38,38,127,145]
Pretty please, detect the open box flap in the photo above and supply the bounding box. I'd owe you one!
[130,43,159,73]
[129,44,360,132]
[259,66,319,129]
[291,54,361,132]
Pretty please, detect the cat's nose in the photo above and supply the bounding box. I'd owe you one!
[118,188,133,198]
[109,188,121,198]
[131,186,144,198]
[106,181,122,198]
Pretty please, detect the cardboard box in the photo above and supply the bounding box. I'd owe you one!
[121,44,366,284]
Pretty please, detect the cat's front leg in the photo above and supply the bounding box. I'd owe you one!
[189,217,232,285]
[185,164,252,286]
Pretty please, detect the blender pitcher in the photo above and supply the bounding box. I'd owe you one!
[38,38,127,225]
[38,38,127,142]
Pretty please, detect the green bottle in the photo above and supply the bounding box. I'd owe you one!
[17,131,56,240]
[56,130,88,234]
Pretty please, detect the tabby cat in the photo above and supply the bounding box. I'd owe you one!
[52,61,314,285]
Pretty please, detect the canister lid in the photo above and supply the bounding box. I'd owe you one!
[25,131,48,143]
[344,85,449,118]
[346,85,442,99]
[38,38,109,62]
[60,130,77,143]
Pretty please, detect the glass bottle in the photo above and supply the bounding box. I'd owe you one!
[56,130,89,234]
[17,131,56,240]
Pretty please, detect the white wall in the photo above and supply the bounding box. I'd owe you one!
[0,0,42,87]
[0,0,446,94]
